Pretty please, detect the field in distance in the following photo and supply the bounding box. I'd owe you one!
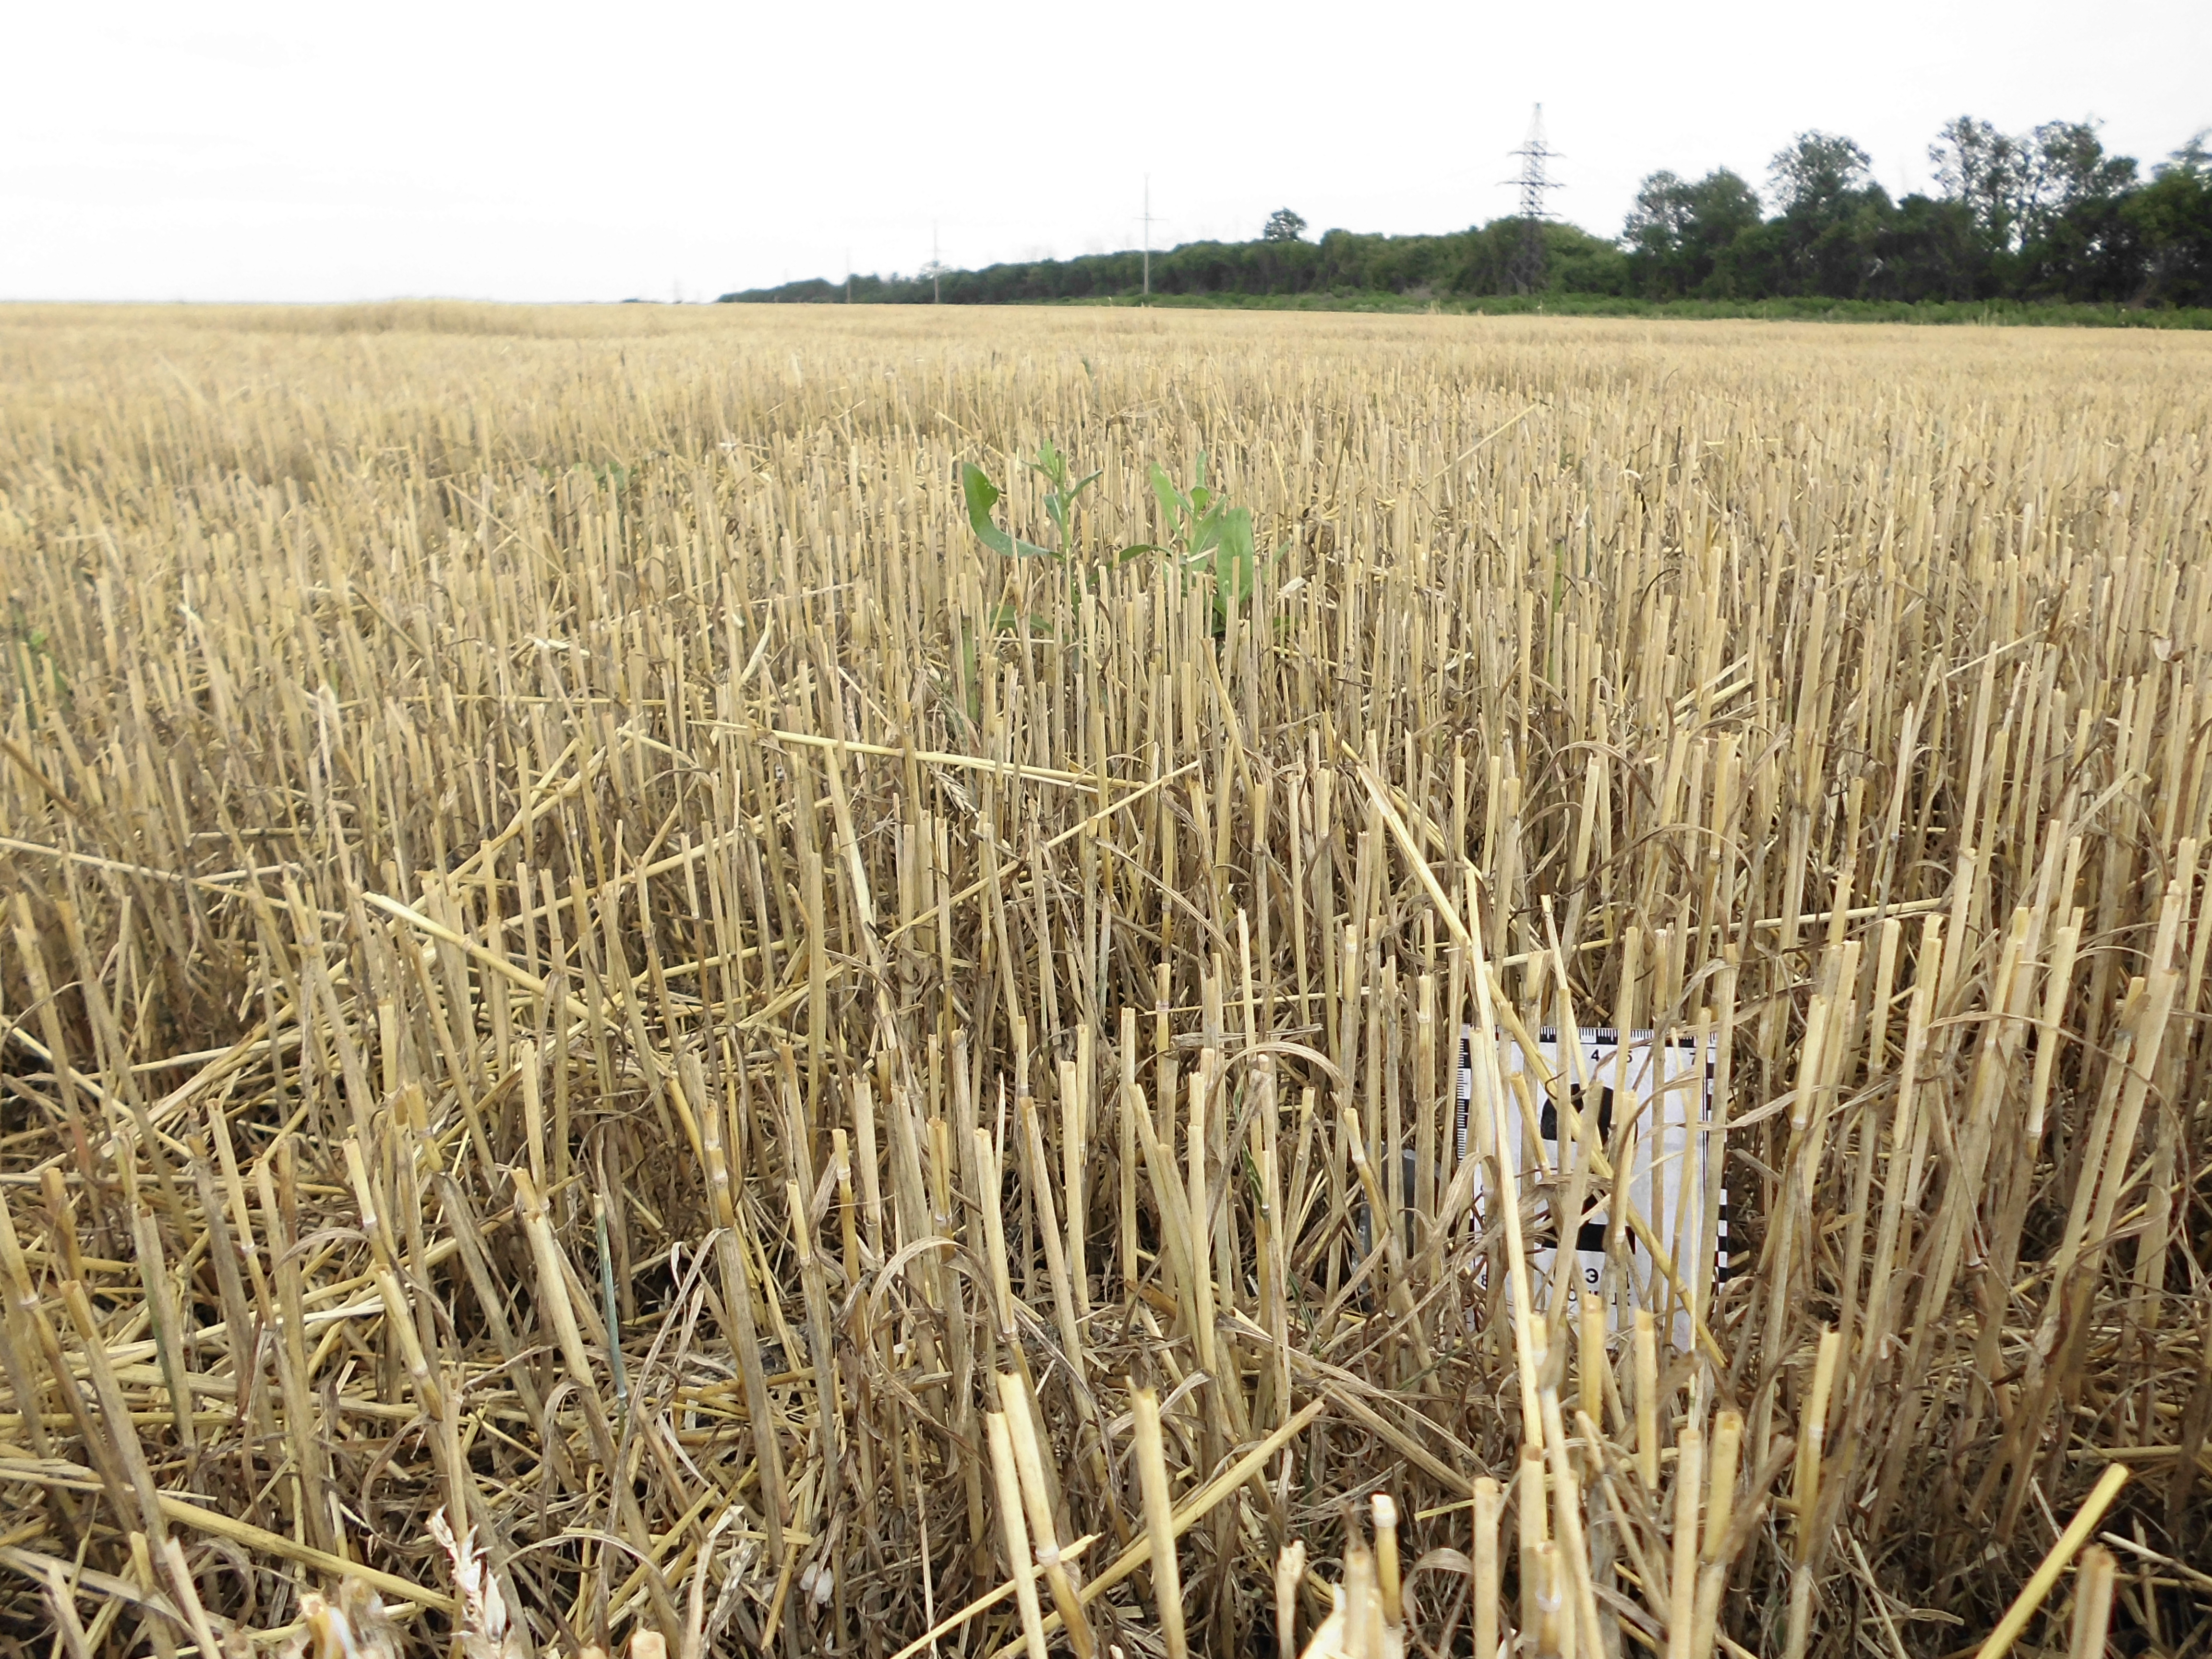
[0,303,2206,1659]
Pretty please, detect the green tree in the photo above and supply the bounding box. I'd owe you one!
[1866,194,1992,301]
[2014,121,2137,246]
[1930,116,2021,248]
[2020,172,2141,300]
[1623,168,1762,296]
[718,121,2212,313]
[1933,115,2139,258]
[1769,132,1874,218]
[1762,133,1890,297]
[2125,132,2212,305]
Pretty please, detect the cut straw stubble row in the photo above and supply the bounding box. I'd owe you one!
[0,309,2204,1658]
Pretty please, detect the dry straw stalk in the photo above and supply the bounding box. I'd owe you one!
[0,302,2205,1656]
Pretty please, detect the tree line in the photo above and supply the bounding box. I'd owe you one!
[721,117,2212,312]
[1623,122,2207,306]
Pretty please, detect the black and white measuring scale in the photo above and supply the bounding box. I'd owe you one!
[1456,1025,1729,1350]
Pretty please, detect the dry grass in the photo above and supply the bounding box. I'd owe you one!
[0,304,2207,1659]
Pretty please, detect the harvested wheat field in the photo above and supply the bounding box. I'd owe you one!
[0,303,2207,1659]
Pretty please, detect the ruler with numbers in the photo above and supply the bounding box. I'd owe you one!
[1458,1025,1728,1350]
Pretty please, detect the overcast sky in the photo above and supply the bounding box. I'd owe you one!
[5,0,2207,304]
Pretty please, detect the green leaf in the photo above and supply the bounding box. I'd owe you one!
[961,462,1057,559]
[1220,506,1253,569]
[1149,463,1189,537]
[1045,467,1103,549]
[1217,507,1256,603]
[961,463,1010,554]
[1027,440,1069,490]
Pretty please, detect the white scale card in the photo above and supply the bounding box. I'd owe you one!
[1457,1026,1727,1350]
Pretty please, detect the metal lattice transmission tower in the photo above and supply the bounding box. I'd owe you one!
[1505,104,1562,295]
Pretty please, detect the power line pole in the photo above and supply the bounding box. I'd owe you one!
[1142,175,1155,300]
[1504,104,1561,296]
[932,222,941,304]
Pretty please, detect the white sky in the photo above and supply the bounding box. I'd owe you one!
[5,0,2207,304]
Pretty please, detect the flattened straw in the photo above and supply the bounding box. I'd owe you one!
[37,1562,96,1659]
[156,1536,226,1659]
[883,1535,1100,1659]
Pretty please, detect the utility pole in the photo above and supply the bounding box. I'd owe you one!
[1504,104,1562,296]
[932,222,941,304]
[845,249,853,304]
[1142,175,1154,300]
